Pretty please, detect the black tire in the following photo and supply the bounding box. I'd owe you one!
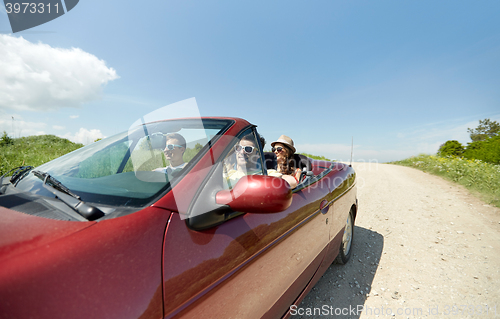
[335,208,354,265]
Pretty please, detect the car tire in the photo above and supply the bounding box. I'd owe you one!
[335,208,354,265]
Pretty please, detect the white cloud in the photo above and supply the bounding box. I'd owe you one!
[0,116,46,137]
[408,121,474,146]
[377,116,500,162]
[69,115,79,119]
[0,35,119,111]
[61,128,105,145]
[0,115,104,145]
[398,116,500,155]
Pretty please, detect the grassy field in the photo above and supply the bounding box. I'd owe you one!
[390,154,500,208]
[0,135,83,176]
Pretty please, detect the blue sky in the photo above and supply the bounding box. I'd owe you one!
[1,0,499,162]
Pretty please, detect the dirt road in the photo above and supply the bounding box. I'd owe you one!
[292,162,500,318]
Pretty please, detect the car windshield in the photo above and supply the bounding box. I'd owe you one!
[15,119,232,207]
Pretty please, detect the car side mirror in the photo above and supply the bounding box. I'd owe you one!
[216,175,292,214]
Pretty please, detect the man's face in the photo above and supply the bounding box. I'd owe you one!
[164,138,184,164]
[236,139,257,168]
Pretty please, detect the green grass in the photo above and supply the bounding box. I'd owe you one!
[0,135,83,176]
[390,154,500,208]
[298,153,333,161]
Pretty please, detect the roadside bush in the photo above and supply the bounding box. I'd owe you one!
[463,135,500,165]
[437,140,464,157]
[0,131,13,147]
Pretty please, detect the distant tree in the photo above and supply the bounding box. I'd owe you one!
[467,118,500,142]
[94,138,102,142]
[183,143,204,162]
[0,131,14,146]
[437,140,464,157]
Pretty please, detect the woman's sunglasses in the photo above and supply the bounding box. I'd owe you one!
[272,146,285,153]
[164,144,183,151]
[235,145,255,154]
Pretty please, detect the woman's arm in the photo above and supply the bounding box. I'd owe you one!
[281,174,297,188]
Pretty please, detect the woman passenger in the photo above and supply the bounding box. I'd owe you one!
[270,135,301,188]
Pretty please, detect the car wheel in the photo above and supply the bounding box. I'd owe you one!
[335,208,354,265]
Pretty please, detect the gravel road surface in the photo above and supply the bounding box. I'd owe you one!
[292,162,500,319]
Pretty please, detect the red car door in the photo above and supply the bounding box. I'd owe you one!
[161,130,331,318]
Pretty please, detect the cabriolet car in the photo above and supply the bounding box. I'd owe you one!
[0,117,357,319]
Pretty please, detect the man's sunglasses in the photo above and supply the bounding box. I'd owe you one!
[164,144,183,151]
[272,146,285,153]
[234,145,255,154]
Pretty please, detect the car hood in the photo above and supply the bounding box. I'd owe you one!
[0,206,95,262]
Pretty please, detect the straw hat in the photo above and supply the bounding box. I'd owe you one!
[271,135,296,153]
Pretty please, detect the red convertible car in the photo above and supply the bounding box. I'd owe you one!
[0,117,357,319]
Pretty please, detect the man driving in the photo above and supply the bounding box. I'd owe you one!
[154,133,186,174]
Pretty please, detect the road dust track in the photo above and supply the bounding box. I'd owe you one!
[292,162,500,319]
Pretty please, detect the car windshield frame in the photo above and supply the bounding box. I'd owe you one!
[14,118,234,207]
